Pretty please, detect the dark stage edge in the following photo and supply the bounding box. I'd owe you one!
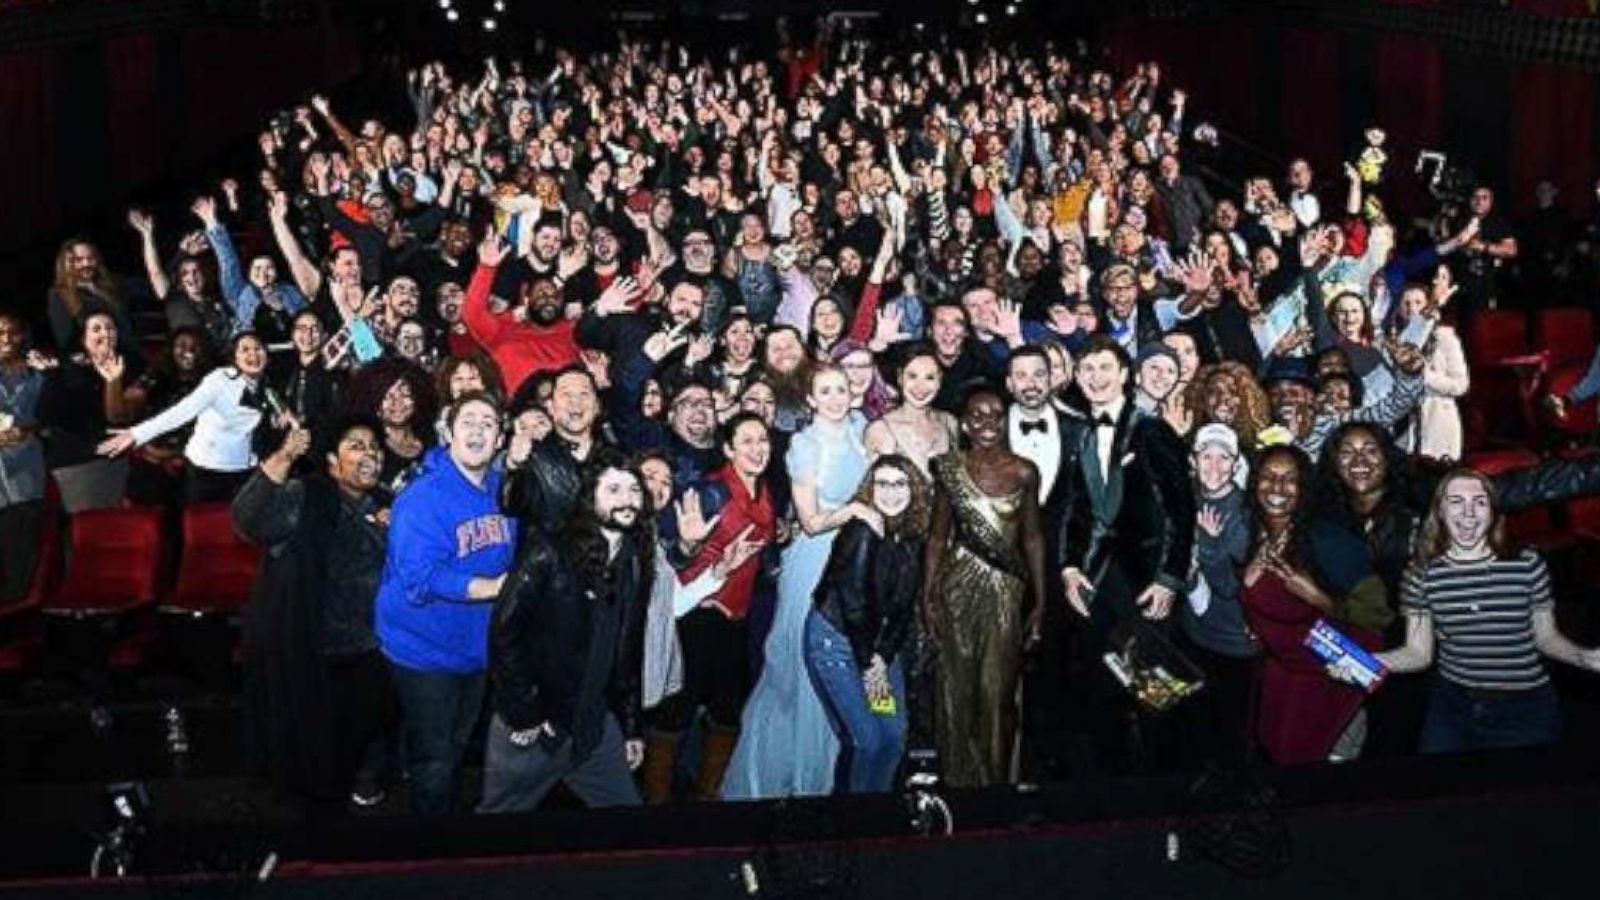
[1,748,1596,899]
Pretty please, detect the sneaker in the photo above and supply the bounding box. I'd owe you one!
[350,786,387,808]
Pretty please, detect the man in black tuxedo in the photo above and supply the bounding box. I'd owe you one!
[1058,334,1196,775]
[1005,346,1090,778]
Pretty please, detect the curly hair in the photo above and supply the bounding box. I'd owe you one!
[1188,361,1273,452]
[848,454,932,542]
[342,357,439,435]
[434,352,505,405]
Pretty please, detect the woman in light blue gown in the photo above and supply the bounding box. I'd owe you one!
[722,365,874,799]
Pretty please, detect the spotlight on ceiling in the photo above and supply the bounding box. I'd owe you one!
[483,17,497,31]
[975,12,989,24]
[446,8,459,22]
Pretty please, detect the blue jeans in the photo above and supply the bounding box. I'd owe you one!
[803,611,907,793]
[390,664,486,814]
[1419,678,1561,755]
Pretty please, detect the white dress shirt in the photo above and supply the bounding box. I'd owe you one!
[1090,396,1127,484]
[1008,405,1062,503]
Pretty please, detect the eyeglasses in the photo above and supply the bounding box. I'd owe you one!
[673,396,714,412]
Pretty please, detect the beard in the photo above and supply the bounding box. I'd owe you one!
[529,303,562,325]
[602,507,642,532]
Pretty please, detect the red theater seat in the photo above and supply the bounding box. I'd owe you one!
[1465,309,1530,363]
[1463,448,1542,477]
[1533,308,1595,369]
[163,503,261,616]
[0,485,62,673]
[43,507,165,617]
[41,507,166,670]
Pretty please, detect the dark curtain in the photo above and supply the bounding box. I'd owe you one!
[105,32,163,191]
[1278,28,1343,174]
[0,51,60,246]
[1510,64,1594,217]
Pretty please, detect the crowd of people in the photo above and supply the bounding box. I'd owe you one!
[4,18,1600,816]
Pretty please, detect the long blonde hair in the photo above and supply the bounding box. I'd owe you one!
[1414,467,1513,565]
[52,238,119,322]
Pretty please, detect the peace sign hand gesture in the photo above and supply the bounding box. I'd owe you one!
[643,322,691,363]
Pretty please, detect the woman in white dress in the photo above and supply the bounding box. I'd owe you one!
[1395,283,1468,461]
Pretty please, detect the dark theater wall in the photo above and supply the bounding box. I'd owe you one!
[0,24,361,249]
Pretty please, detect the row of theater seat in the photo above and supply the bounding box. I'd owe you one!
[0,499,261,675]
[1464,307,1598,443]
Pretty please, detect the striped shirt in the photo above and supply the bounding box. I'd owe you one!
[1401,550,1552,691]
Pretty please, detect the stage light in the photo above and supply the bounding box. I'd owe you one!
[446,8,459,22]
[494,0,506,10]
[975,12,988,24]
[438,0,450,8]
[1006,4,1018,15]
[483,17,497,31]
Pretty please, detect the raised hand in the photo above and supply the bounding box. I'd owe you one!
[266,190,289,221]
[1197,504,1224,538]
[1234,270,1261,315]
[675,489,722,546]
[127,209,154,235]
[276,426,312,462]
[871,302,904,349]
[995,297,1024,344]
[594,276,639,316]
[477,232,509,268]
[711,524,765,580]
[178,230,209,256]
[683,334,715,369]
[191,195,218,227]
[642,323,691,362]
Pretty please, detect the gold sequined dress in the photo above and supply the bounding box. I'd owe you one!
[929,452,1026,788]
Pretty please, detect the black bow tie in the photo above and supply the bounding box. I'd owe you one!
[1019,419,1049,436]
[1094,413,1116,429]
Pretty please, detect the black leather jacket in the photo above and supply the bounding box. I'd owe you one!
[813,520,924,670]
[487,525,650,751]
[502,436,592,539]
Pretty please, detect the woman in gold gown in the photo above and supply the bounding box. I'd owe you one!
[923,386,1048,787]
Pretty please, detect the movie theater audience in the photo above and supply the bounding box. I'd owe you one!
[6,19,1598,816]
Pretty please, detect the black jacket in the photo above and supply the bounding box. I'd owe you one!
[813,520,924,670]
[502,435,612,540]
[1061,402,1196,608]
[488,524,651,751]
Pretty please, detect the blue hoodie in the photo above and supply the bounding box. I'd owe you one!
[376,446,517,674]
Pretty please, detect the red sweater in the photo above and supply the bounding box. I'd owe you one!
[463,263,581,395]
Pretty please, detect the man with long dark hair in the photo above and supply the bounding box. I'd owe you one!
[480,451,652,812]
